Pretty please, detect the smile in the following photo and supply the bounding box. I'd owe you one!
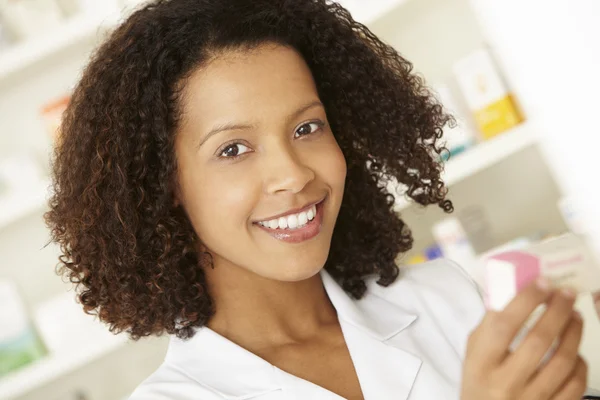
[257,203,317,230]
[254,198,325,243]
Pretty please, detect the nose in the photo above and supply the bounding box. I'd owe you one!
[263,145,315,195]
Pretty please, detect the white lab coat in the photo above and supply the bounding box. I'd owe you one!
[129,259,486,399]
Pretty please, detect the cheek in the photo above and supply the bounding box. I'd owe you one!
[319,137,347,192]
[179,161,259,243]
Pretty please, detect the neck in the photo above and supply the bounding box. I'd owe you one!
[204,256,338,350]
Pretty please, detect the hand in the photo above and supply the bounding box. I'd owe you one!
[461,280,587,400]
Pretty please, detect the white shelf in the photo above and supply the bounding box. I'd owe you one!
[0,0,402,82]
[393,123,538,211]
[0,180,51,231]
[337,0,409,25]
[0,11,120,81]
[0,334,128,399]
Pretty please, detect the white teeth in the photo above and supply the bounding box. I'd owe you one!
[278,216,288,229]
[307,206,315,221]
[297,211,308,226]
[287,214,298,229]
[259,203,319,230]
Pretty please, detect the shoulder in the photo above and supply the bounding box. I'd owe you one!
[368,258,484,307]
[367,259,486,353]
[127,360,223,400]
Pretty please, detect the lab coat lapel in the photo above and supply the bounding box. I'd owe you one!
[321,270,422,400]
[340,321,422,399]
[166,328,281,399]
[166,270,422,400]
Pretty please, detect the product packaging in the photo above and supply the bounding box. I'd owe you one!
[0,280,46,377]
[40,95,70,143]
[432,217,480,281]
[558,196,586,235]
[33,292,121,354]
[484,233,600,311]
[433,84,476,159]
[404,244,443,266]
[454,48,524,140]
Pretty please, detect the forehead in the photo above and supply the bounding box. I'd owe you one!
[180,44,319,128]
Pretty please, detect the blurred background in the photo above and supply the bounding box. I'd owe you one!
[0,0,598,399]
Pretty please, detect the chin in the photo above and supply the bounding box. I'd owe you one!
[257,256,327,283]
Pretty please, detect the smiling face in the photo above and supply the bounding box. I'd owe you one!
[174,43,347,282]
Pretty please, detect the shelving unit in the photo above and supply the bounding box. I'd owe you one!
[0,0,411,83]
[393,123,538,211]
[0,180,51,231]
[0,10,120,82]
[0,334,128,400]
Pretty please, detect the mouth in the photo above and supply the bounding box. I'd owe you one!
[253,197,326,243]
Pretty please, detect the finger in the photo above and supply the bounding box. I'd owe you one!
[469,279,553,366]
[521,313,584,399]
[550,356,588,400]
[502,289,576,385]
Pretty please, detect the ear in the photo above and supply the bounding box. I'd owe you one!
[172,181,183,207]
[173,192,182,208]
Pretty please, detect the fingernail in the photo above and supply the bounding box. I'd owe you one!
[573,310,583,321]
[535,277,551,291]
[561,288,577,299]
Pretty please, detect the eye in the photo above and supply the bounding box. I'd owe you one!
[219,143,251,158]
[294,121,323,138]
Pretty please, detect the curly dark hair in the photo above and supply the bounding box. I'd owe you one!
[44,0,452,340]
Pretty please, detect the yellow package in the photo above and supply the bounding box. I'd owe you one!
[454,49,524,140]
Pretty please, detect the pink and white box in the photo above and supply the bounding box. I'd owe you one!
[485,233,600,311]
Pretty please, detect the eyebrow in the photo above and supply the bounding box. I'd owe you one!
[196,100,324,150]
[196,123,255,149]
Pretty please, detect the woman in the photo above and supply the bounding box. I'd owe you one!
[44,0,600,398]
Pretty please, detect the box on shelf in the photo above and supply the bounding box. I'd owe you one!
[433,84,476,160]
[454,48,524,140]
[33,291,120,355]
[0,280,47,377]
[432,216,481,281]
[558,196,587,236]
[404,244,443,266]
[41,95,70,143]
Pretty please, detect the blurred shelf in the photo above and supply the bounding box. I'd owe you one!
[0,11,120,82]
[0,334,128,399]
[337,0,410,25]
[394,123,538,211]
[0,0,402,83]
[0,180,51,231]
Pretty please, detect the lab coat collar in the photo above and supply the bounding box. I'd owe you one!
[166,269,420,399]
[320,270,417,341]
